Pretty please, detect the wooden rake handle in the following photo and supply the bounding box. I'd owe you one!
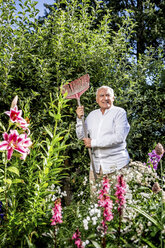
[77,98,97,181]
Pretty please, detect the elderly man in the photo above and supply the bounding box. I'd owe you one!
[76,86,130,185]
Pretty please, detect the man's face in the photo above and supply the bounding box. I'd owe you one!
[96,88,114,111]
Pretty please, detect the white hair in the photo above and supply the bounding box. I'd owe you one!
[96,86,114,97]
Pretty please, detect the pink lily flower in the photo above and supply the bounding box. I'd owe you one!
[0,130,32,160]
[5,105,24,123]
[5,105,30,134]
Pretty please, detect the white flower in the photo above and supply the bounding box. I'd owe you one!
[82,242,86,247]
[85,240,89,244]
[89,209,95,216]
[139,223,144,230]
[83,219,88,230]
[140,193,150,199]
[83,176,88,185]
[35,184,40,191]
[52,195,57,201]
[86,216,90,221]
[82,240,89,247]
[96,209,101,218]
[92,216,97,225]
[51,184,55,190]
[61,191,67,197]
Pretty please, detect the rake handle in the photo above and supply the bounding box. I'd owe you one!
[77,98,97,181]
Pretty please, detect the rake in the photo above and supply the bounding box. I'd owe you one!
[62,74,97,181]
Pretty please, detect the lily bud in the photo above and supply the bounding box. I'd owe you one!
[155,143,164,156]
[152,182,161,194]
[11,95,18,109]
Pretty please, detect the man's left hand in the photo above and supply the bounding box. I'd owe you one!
[83,138,91,148]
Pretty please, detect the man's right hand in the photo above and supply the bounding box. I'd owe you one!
[76,106,84,119]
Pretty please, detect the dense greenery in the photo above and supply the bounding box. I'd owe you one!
[0,0,164,247]
[0,0,164,160]
[43,0,165,59]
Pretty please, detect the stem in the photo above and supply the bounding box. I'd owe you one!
[4,153,8,219]
[53,94,61,138]
[103,236,106,248]
[117,209,123,247]
[102,236,106,248]
[118,217,121,246]
[102,222,107,248]
[54,226,57,248]
[6,121,13,133]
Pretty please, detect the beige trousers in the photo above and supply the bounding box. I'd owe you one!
[89,165,129,196]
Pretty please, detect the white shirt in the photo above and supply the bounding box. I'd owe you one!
[76,105,130,174]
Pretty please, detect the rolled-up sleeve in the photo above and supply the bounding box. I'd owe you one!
[76,118,85,140]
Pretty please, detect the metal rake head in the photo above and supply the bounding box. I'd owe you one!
[62,74,90,99]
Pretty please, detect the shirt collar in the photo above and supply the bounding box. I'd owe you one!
[99,105,114,115]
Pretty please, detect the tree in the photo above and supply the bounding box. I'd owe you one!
[42,0,165,60]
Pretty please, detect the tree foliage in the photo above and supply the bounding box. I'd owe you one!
[0,0,164,164]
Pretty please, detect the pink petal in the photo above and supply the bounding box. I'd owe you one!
[19,133,27,139]
[20,153,28,160]
[2,132,9,141]
[26,128,30,135]
[14,146,27,154]
[0,141,8,150]
[23,139,32,147]
[10,130,19,136]
[72,233,77,239]
[7,147,13,160]
[17,109,22,117]
[13,106,18,111]
[4,111,10,116]
[8,131,18,143]
[17,116,26,124]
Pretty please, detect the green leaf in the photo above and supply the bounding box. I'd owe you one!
[55,114,61,120]
[31,89,40,97]
[7,166,20,176]
[44,126,53,138]
[120,237,137,247]
[12,179,24,184]
[91,240,101,248]
[42,183,48,188]
[86,234,97,239]
[25,235,36,248]
[44,167,49,175]
[0,121,6,132]
[49,111,55,118]
[130,205,162,230]
[142,238,157,248]
[0,187,4,193]
[4,179,12,185]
